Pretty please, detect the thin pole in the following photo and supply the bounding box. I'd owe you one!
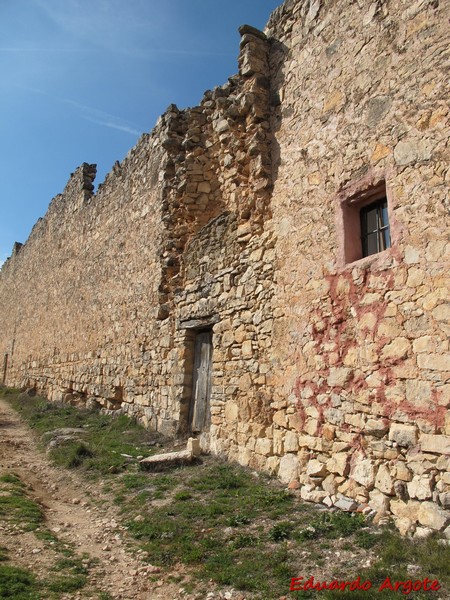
[2,353,8,385]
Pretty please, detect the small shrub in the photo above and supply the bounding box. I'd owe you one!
[227,513,251,526]
[47,574,87,592]
[174,490,192,501]
[231,533,259,549]
[269,521,292,542]
[50,441,94,469]
[0,564,39,598]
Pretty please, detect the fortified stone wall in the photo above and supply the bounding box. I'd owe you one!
[0,0,449,535]
[0,131,174,429]
[0,24,274,438]
[263,0,450,535]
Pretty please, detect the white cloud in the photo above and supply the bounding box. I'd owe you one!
[0,47,88,53]
[85,117,140,136]
[21,86,142,136]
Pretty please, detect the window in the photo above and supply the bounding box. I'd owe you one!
[360,198,391,257]
[338,179,392,265]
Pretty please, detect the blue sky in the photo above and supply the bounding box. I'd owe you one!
[0,0,281,265]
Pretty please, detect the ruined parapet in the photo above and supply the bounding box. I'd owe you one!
[12,242,23,257]
[60,162,97,210]
[154,27,274,315]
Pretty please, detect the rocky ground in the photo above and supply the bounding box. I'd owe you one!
[0,396,213,600]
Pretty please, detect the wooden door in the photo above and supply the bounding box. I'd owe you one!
[190,330,213,433]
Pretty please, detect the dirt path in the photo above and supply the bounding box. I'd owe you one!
[0,397,192,600]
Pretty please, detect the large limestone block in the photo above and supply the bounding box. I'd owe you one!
[186,438,201,457]
[381,337,410,361]
[375,464,395,495]
[334,496,358,511]
[432,304,450,323]
[351,459,376,488]
[284,431,299,452]
[394,139,431,165]
[255,438,272,456]
[273,410,287,427]
[390,500,421,522]
[304,418,319,436]
[369,489,390,514]
[237,446,252,467]
[389,423,417,447]
[224,401,239,424]
[394,462,412,482]
[278,454,299,484]
[420,434,450,455]
[395,517,416,537]
[301,486,328,503]
[345,413,366,429]
[322,474,338,495]
[326,453,349,476]
[417,354,450,371]
[405,379,433,408]
[288,412,303,432]
[417,502,450,531]
[326,367,352,387]
[140,443,199,471]
[407,476,433,500]
[298,434,322,450]
[306,459,328,478]
[365,418,389,437]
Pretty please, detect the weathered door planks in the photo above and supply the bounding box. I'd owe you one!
[190,330,213,432]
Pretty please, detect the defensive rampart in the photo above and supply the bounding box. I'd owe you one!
[1,0,449,535]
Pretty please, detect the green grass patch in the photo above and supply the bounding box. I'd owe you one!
[52,556,89,575]
[295,511,366,541]
[318,529,450,600]
[2,389,163,478]
[46,574,87,593]
[122,461,302,595]
[0,564,41,599]
[0,546,9,562]
[0,472,44,531]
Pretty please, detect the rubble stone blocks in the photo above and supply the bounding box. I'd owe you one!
[140,438,201,471]
[0,0,449,533]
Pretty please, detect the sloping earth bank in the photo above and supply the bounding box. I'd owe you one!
[0,397,231,600]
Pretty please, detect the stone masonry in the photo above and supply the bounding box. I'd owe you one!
[0,0,449,535]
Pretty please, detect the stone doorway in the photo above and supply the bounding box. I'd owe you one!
[189,329,213,433]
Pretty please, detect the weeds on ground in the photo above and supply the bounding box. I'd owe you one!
[0,563,40,600]
[3,389,162,476]
[0,470,91,598]
[3,387,450,600]
[0,472,44,531]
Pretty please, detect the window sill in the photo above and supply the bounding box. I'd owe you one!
[338,247,396,272]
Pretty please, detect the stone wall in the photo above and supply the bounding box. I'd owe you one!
[0,23,274,438]
[0,0,449,535]
[264,0,450,535]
